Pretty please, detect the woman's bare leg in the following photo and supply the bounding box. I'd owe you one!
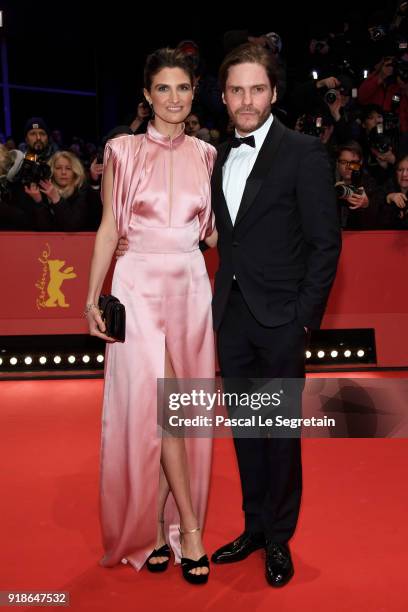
[160,347,208,576]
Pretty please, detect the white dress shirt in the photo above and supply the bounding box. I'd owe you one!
[223,114,274,225]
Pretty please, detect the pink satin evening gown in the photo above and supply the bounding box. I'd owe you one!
[99,122,216,571]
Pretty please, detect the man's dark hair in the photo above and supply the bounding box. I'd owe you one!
[218,43,278,92]
[144,48,195,91]
[361,104,384,123]
[336,141,363,161]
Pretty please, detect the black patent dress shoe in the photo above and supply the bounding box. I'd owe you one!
[265,542,294,587]
[211,532,265,564]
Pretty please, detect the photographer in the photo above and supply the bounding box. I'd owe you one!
[366,123,397,185]
[18,117,55,161]
[380,154,408,228]
[358,54,408,136]
[290,73,359,144]
[0,145,33,230]
[294,111,337,160]
[334,142,380,229]
[129,101,151,134]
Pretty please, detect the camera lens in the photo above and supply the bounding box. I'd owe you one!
[324,89,338,105]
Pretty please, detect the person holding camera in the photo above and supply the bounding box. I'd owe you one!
[290,73,359,145]
[18,117,55,161]
[0,145,30,230]
[358,54,408,138]
[380,154,408,228]
[20,150,94,231]
[7,118,58,230]
[335,141,380,229]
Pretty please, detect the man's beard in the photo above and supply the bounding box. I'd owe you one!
[28,142,46,155]
[232,107,271,134]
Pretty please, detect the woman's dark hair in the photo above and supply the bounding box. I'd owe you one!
[144,48,195,91]
[218,42,278,92]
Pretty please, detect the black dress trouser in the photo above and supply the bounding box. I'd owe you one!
[217,281,306,543]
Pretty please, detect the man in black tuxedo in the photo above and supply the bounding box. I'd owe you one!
[210,43,341,586]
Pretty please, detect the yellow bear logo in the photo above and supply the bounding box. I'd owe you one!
[45,259,77,308]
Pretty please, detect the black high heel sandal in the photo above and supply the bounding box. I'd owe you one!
[146,544,171,572]
[179,526,210,585]
[146,520,171,573]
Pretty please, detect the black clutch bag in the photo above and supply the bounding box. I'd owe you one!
[98,294,126,342]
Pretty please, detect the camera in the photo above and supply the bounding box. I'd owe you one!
[18,153,51,186]
[297,114,326,137]
[368,124,394,154]
[369,25,388,42]
[324,89,338,105]
[335,182,362,199]
[336,159,363,202]
[314,40,327,52]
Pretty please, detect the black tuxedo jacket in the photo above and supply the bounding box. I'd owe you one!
[211,117,341,331]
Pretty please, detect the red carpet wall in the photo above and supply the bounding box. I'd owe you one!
[1,231,407,367]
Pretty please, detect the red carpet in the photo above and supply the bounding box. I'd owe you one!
[0,378,407,611]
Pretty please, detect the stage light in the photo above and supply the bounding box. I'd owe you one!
[39,356,47,365]
[24,356,32,365]
[344,350,351,358]
[68,355,76,364]
[96,354,104,363]
[357,349,365,357]
[54,355,62,364]
[305,351,311,359]
[10,357,17,365]
[82,355,90,363]
[317,350,325,358]
[330,350,338,358]
[0,357,2,366]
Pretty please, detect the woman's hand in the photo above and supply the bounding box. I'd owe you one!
[386,192,407,208]
[115,236,129,258]
[86,303,116,342]
[39,179,60,204]
[24,182,42,203]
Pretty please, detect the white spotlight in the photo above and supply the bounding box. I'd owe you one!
[357,350,365,358]
[82,355,90,364]
[330,350,338,358]
[39,356,47,365]
[10,357,17,365]
[24,356,33,365]
[305,350,312,359]
[317,350,325,359]
[68,355,76,364]
[344,350,351,358]
[0,357,2,366]
[54,355,62,364]
[97,354,104,363]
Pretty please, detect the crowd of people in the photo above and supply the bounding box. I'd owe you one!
[1,5,408,231]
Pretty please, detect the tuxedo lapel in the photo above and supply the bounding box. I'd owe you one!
[234,117,286,227]
[212,141,233,231]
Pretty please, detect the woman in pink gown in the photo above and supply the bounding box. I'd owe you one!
[85,48,217,584]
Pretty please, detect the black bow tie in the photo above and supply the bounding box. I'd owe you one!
[231,135,256,148]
